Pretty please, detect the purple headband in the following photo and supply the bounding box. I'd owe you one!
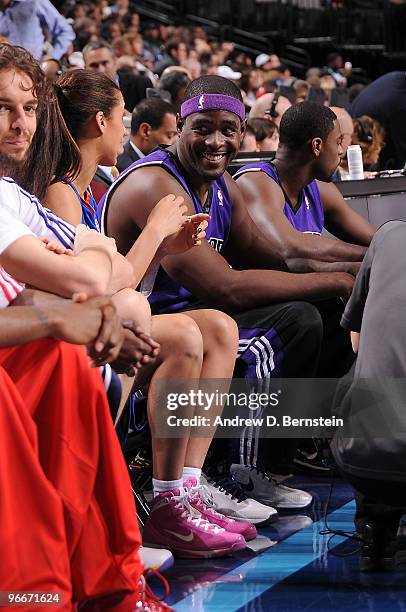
[180,94,245,122]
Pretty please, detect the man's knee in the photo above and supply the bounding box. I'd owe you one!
[285,302,323,342]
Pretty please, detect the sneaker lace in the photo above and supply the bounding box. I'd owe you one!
[250,465,277,485]
[192,486,226,519]
[209,474,248,502]
[174,493,224,533]
[137,572,172,611]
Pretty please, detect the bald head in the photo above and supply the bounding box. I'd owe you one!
[330,106,353,154]
[249,92,291,127]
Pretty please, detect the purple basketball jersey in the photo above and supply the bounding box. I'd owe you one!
[234,161,324,234]
[99,148,232,314]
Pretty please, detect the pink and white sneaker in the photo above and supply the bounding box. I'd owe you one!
[143,488,246,559]
[184,478,257,541]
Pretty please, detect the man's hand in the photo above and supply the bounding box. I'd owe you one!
[111,321,160,375]
[337,272,355,302]
[47,296,124,365]
[160,213,210,256]
[343,261,361,277]
[73,224,117,260]
[39,237,73,256]
[86,299,124,366]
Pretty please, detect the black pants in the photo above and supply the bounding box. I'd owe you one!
[206,299,353,473]
[349,476,406,534]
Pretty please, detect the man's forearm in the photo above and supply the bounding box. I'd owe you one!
[11,289,66,307]
[286,258,361,276]
[175,266,355,314]
[281,234,367,263]
[0,305,61,347]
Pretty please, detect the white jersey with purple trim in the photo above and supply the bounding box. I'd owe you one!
[0,177,76,249]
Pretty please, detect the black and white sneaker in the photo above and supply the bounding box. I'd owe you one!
[201,473,277,526]
[231,464,313,509]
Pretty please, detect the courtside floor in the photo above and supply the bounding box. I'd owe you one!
[157,476,406,612]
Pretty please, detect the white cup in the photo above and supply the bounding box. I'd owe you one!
[347,144,364,180]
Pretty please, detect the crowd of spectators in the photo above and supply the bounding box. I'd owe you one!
[1,0,396,176]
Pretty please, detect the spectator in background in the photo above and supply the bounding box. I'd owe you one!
[83,40,152,112]
[330,106,354,181]
[255,52,280,72]
[338,115,385,179]
[293,79,310,102]
[306,67,322,87]
[248,118,279,152]
[239,122,258,152]
[249,91,291,127]
[240,69,263,108]
[217,65,241,83]
[319,72,336,97]
[0,0,75,60]
[352,115,385,172]
[154,38,188,76]
[117,98,177,172]
[73,18,99,51]
[40,58,63,83]
[325,52,347,86]
[349,71,406,169]
[141,21,163,61]
[158,68,191,111]
[331,106,354,156]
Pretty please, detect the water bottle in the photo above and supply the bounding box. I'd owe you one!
[347,144,364,180]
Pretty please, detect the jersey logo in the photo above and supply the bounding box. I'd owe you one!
[209,237,224,252]
[198,94,205,110]
[217,189,224,206]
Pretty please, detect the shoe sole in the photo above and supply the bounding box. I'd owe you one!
[225,512,279,527]
[143,539,246,559]
[293,458,334,473]
[251,498,312,510]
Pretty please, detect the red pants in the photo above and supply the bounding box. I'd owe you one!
[0,340,142,611]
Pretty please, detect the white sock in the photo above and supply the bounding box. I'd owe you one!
[183,466,202,485]
[152,477,183,498]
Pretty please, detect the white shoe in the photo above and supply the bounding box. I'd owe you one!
[230,464,312,509]
[201,473,277,526]
[139,546,174,573]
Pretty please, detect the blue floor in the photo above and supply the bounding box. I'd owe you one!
[158,476,406,612]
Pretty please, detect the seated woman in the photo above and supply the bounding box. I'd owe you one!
[19,69,254,558]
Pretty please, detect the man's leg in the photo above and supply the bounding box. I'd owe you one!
[233,301,323,471]
[0,366,72,610]
[0,340,142,609]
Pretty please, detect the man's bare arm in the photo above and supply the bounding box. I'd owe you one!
[317,180,374,246]
[236,171,368,265]
[1,232,115,298]
[108,167,355,313]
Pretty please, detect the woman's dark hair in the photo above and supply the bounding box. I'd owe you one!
[18,69,122,200]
